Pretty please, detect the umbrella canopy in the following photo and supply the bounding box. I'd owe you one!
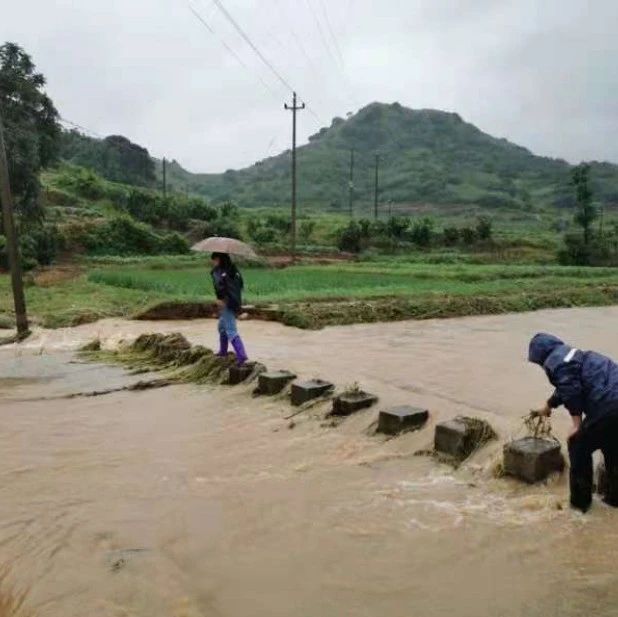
[191,236,259,259]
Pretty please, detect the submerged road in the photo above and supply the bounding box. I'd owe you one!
[1,306,618,616]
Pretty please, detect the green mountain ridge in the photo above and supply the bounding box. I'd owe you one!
[157,102,618,212]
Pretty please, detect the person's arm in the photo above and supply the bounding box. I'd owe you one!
[569,414,583,440]
[550,361,585,417]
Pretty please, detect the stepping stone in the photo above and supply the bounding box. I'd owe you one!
[503,437,565,483]
[227,362,264,385]
[291,379,334,406]
[332,390,378,416]
[378,405,429,435]
[257,370,297,395]
[434,416,496,461]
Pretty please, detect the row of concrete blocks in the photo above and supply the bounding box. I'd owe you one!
[228,364,565,484]
[435,416,565,483]
[227,363,428,432]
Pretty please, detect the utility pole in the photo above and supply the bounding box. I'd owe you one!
[162,157,167,199]
[284,92,305,259]
[0,110,29,337]
[348,148,354,218]
[373,154,380,220]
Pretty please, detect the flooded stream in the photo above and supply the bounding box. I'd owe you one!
[2,306,618,616]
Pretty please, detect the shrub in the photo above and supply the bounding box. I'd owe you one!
[409,218,434,247]
[460,227,478,245]
[84,217,189,255]
[443,226,460,246]
[558,233,612,266]
[299,220,316,243]
[476,216,493,240]
[337,221,364,253]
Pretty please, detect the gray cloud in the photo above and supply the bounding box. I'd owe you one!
[2,0,616,171]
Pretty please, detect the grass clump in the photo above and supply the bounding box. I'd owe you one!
[81,332,237,385]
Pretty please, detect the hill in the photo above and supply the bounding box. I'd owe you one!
[161,102,618,213]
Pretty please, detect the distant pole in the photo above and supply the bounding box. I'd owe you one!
[0,110,29,336]
[373,154,380,220]
[162,157,167,198]
[284,92,305,259]
[348,148,355,218]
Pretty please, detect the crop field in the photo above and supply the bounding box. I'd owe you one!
[2,258,618,330]
[86,262,618,304]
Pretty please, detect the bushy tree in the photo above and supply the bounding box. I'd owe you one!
[460,227,477,245]
[572,163,596,246]
[409,217,434,247]
[0,42,60,223]
[443,226,460,246]
[299,220,316,243]
[476,216,493,240]
[60,130,156,187]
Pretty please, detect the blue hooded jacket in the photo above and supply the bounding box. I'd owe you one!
[528,332,618,423]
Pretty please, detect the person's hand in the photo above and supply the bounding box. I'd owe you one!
[531,403,552,418]
[215,299,225,309]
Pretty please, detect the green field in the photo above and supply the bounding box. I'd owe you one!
[2,257,618,330]
[87,262,618,304]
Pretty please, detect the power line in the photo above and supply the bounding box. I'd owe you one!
[59,116,104,139]
[188,3,280,101]
[303,0,338,71]
[209,0,295,95]
[208,0,324,127]
[317,0,345,71]
[303,0,358,111]
[271,0,321,83]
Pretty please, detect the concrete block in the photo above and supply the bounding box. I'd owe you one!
[227,362,263,385]
[434,416,496,461]
[332,391,378,416]
[257,370,297,395]
[378,405,429,435]
[291,379,334,406]
[503,437,565,483]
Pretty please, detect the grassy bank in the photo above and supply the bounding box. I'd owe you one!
[2,256,618,330]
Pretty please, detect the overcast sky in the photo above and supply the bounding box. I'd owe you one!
[3,0,616,172]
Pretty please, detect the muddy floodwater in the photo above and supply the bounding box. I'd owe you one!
[2,307,618,616]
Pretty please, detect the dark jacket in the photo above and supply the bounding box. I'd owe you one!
[528,332,618,423]
[211,265,243,314]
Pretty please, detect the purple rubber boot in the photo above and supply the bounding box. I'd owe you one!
[217,333,228,357]
[231,336,248,366]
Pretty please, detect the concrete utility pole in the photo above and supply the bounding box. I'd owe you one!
[162,157,167,198]
[0,110,29,337]
[373,154,380,220]
[284,92,305,259]
[348,148,354,218]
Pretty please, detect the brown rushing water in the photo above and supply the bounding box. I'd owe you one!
[2,307,618,616]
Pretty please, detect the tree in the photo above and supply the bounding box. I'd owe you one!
[299,220,316,244]
[476,216,493,241]
[0,42,60,223]
[572,163,596,246]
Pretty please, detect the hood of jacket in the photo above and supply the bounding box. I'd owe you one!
[528,333,565,366]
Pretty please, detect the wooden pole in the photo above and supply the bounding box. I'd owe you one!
[284,92,305,260]
[0,109,29,336]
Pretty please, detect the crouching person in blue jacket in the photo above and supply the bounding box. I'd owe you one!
[211,252,248,366]
[529,333,618,512]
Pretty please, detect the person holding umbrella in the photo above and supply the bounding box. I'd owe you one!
[192,237,258,366]
[211,252,247,365]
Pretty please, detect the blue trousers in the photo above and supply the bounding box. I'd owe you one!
[218,307,238,340]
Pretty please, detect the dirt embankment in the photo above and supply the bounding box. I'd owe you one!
[133,285,618,330]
